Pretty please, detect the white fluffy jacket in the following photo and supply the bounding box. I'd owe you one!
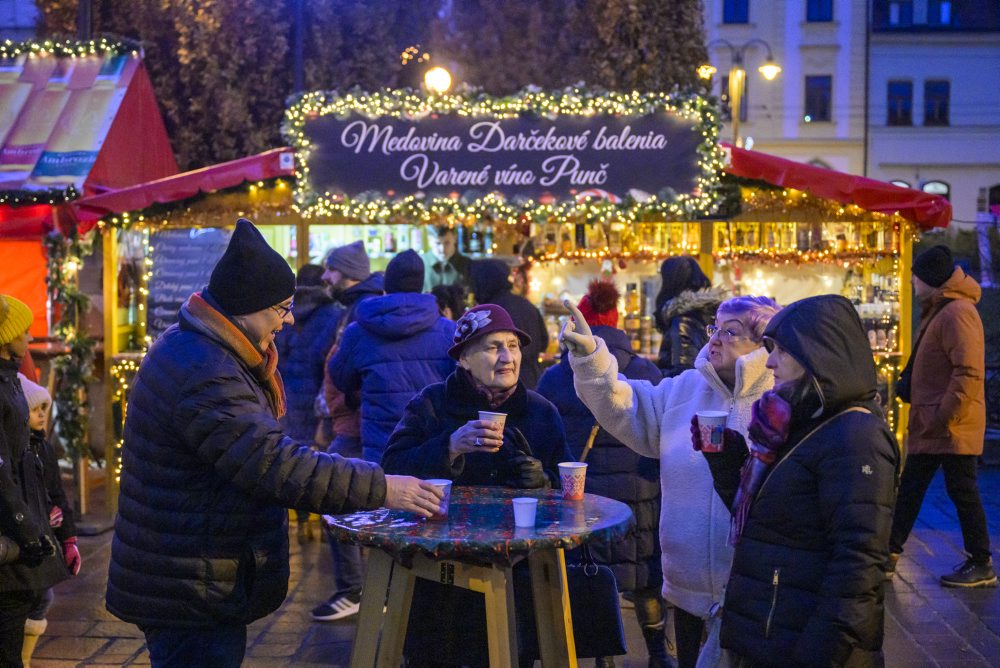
[571,340,773,616]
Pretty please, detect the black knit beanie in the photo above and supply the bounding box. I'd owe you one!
[912,244,954,288]
[207,218,296,315]
[384,250,425,294]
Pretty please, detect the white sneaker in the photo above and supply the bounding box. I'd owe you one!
[311,592,362,621]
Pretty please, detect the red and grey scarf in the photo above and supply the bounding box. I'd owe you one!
[183,292,287,418]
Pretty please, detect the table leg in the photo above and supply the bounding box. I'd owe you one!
[528,548,577,667]
[377,556,416,668]
[470,564,518,667]
[349,550,394,668]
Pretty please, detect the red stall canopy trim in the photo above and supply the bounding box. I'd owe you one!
[721,143,951,230]
[73,148,296,220]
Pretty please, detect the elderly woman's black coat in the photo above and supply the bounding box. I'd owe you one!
[381,367,571,667]
[0,359,67,593]
[711,295,900,667]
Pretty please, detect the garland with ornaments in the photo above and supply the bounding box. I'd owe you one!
[282,86,726,225]
[43,225,97,462]
[0,36,141,59]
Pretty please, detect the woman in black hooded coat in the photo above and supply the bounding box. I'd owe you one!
[699,295,899,667]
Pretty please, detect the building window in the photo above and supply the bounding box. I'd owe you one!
[887,80,913,126]
[928,0,952,25]
[924,80,950,126]
[803,75,832,122]
[807,0,833,22]
[922,180,950,201]
[720,75,748,122]
[888,1,913,26]
[890,180,911,188]
[723,0,749,24]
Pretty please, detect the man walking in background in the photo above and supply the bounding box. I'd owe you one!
[886,245,994,587]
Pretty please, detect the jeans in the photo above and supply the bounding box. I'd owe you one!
[144,625,247,668]
[0,589,35,668]
[326,434,366,597]
[889,454,992,562]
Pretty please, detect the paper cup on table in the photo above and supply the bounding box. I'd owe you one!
[696,410,728,453]
[512,497,539,528]
[425,479,452,521]
[478,411,507,432]
[558,462,587,501]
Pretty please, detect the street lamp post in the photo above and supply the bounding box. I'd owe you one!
[700,39,781,148]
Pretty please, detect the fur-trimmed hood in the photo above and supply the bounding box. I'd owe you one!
[662,287,727,320]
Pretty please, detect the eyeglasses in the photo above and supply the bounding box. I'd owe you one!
[270,301,294,318]
[706,324,747,343]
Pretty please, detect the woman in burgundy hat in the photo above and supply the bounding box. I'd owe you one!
[382,303,571,668]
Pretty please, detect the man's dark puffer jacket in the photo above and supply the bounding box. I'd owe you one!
[106,301,387,629]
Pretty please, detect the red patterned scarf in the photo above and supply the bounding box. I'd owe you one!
[183,292,287,418]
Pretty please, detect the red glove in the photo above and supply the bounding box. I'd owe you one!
[61,537,81,576]
[49,506,63,528]
[748,391,792,450]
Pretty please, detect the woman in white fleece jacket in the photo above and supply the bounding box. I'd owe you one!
[563,295,779,668]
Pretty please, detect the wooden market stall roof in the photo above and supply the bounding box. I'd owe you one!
[0,43,178,239]
[721,143,951,230]
[73,148,296,221]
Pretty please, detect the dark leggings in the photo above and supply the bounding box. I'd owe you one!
[674,605,705,668]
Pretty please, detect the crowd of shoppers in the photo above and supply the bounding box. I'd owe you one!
[3,224,993,667]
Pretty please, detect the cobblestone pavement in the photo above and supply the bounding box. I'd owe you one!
[30,468,1000,667]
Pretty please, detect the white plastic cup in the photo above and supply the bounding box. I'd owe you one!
[512,497,539,528]
[558,462,588,501]
[478,411,507,432]
[425,479,453,521]
[696,410,728,453]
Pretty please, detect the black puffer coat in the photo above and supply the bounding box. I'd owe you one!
[536,326,662,592]
[0,360,67,592]
[714,295,899,667]
[107,298,387,629]
[656,287,726,377]
[470,260,549,389]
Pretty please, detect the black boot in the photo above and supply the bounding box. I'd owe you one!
[643,625,676,668]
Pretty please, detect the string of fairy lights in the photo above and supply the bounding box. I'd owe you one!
[0,36,141,59]
[281,87,727,225]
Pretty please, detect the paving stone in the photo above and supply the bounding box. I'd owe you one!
[34,635,110,659]
[89,620,146,638]
[247,642,299,657]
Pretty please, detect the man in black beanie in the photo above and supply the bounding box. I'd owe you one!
[885,243,994,587]
[106,219,443,666]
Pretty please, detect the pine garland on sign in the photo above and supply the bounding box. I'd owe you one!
[44,227,97,461]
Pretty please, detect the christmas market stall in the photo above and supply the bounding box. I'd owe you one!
[0,38,177,518]
[280,86,950,439]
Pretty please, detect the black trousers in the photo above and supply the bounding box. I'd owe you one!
[0,589,35,668]
[889,454,992,562]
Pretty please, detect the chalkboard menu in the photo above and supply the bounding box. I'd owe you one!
[147,228,231,340]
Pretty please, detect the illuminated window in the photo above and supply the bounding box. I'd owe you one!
[922,180,950,201]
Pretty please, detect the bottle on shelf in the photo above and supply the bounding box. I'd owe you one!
[483,223,494,255]
[468,223,483,255]
[409,225,425,253]
[383,228,397,254]
[456,224,467,254]
[575,221,587,250]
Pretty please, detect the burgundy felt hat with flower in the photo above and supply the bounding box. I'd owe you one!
[448,304,532,359]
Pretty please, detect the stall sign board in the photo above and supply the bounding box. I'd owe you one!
[303,111,701,202]
[147,228,231,340]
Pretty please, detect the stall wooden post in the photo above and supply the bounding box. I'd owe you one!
[896,225,914,446]
[296,216,310,269]
[103,228,120,516]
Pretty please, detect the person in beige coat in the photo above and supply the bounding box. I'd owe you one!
[887,244,994,587]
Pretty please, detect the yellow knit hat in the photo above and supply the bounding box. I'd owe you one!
[0,295,33,346]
